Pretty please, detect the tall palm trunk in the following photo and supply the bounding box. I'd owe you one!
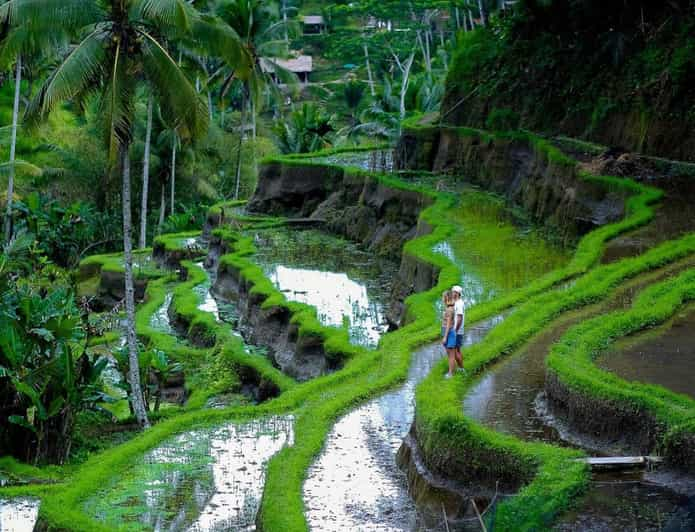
[170,134,177,217]
[139,95,153,249]
[157,183,166,235]
[121,146,150,429]
[478,0,487,26]
[234,89,247,200]
[4,56,22,243]
[363,42,375,97]
[399,53,415,120]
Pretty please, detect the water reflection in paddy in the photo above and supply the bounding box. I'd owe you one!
[251,228,398,347]
[554,471,695,531]
[150,291,176,335]
[193,261,220,320]
[85,416,294,531]
[303,318,501,531]
[0,498,40,532]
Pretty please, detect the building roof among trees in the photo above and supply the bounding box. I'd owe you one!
[260,55,313,74]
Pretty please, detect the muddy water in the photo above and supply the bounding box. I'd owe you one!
[84,416,294,531]
[554,471,695,531]
[251,228,398,347]
[0,498,40,532]
[462,259,695,529]
[463,257,695,451]
[598,306,695,400]
[602,176,695,263]
[303,318,500,531]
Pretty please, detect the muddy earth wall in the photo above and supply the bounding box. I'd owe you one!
[395,126,626,242]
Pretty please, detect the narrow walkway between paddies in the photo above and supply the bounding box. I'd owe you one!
[303,318,500,531]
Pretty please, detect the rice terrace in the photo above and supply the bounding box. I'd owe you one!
[1,1,695,531]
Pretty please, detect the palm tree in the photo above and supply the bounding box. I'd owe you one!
[139,92,153,249]
[216,0,290,197]
[3,0,211,428]
[0,4,75,243]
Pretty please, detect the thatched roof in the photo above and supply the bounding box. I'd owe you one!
[260,55,313,74]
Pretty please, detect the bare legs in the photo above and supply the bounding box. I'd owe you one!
[447,347,458,376]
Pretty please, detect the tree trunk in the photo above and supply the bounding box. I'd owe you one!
[139,95,153,249]
[469,9,475,29]
[283,0,289,42]
[399,53,415,120]
[4,55,22,243]
[207,91,213,120]
[477,0,487,26]
[157,183,166,235]
[234,89,247,200]
[417,31,431,73]
[363,42,376,97]
[170,134,177,217]
[121,146,150,429]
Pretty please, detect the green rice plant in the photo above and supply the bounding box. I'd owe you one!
[547,267,695,464]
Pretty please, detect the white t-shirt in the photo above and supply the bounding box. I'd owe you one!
[454,298,465,333]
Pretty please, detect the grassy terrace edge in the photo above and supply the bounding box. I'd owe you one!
[547,268,695,469]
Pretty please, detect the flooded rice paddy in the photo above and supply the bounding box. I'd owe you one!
[150,291,176,335]
[598,306,695,400]
[554,471,695,531]
[84,416,294,531]
[0,498,40,532]
[250,228,399,347]
[303,318,501,531]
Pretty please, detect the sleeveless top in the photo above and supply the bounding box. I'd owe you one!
[442,305,454,329]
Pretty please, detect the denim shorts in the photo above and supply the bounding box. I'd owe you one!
[455,334,464,348]
[441,328,457,348]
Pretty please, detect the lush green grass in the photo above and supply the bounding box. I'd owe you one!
[151,230,201,253]
[447,190,571,297]
[547,267,695,465]
[78,248,165,282]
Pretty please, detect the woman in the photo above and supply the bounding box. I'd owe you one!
[441,290,458,378]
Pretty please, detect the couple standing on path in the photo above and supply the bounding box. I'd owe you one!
[442,285,466,378]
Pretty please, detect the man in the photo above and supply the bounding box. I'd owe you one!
[452,285,465,371]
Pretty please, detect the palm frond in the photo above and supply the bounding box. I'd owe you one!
[101,42,135,161]
[139,30,209,141]
[0,0,102,33]
[24,30,107,125]
[0,160,43,177]
[133,0,197,34]
[188,15,252,77]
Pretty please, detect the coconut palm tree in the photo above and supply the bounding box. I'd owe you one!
[0,3,77,243]
[2,0,214,428]
[215,0,292,197]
